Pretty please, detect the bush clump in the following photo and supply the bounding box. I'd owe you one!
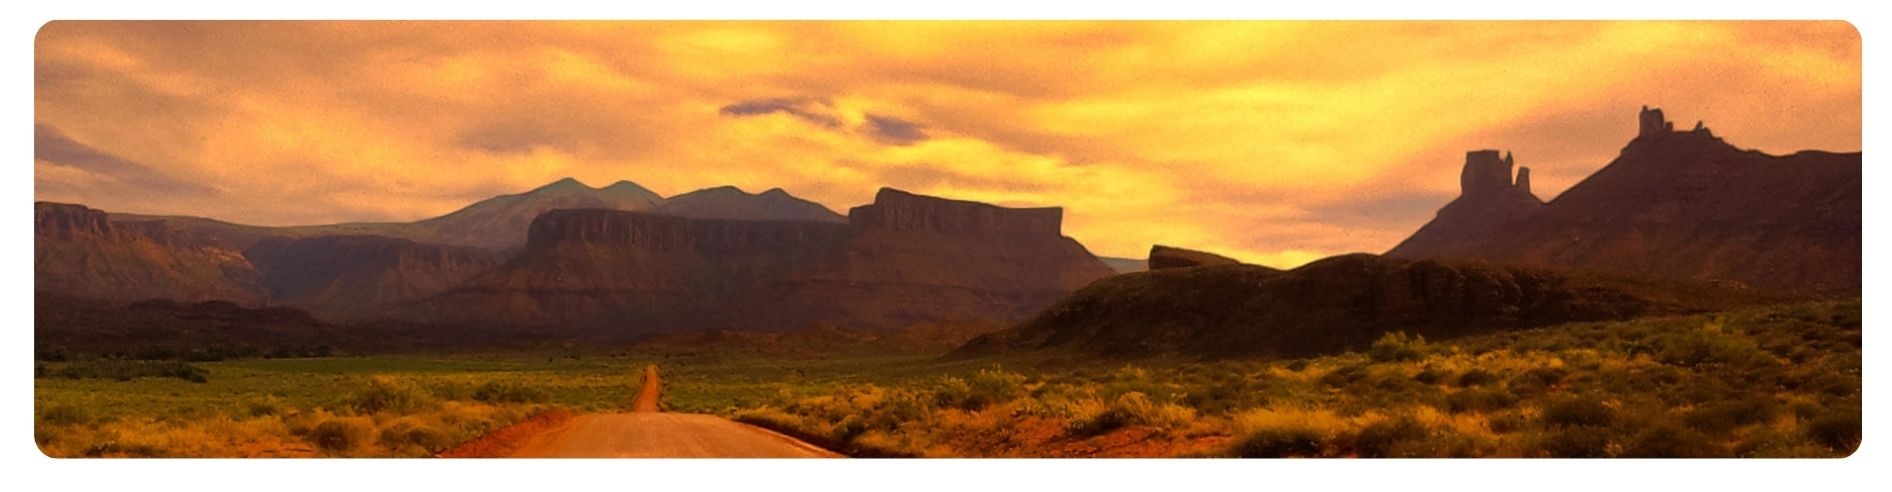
[1368,332,1428,363]
[308,417,375,453]
[1066,392,1197,437]
[1541,397,1614,428]
[472,380,550,404]
[349,376,436,414]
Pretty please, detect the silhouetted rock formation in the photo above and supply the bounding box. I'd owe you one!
[1389,150,1546,259]
[1148,245,1240,270]
[412,188,1114,333]
[740,188,1116,331]
[654,186,846,223]
[1389,106,1860,297]
[953,254,1760,360]
[34,202,263,304]
[244,235,502,317]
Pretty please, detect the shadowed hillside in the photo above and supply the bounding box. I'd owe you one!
[955,254,1768,359]
[1389,107,1860,298]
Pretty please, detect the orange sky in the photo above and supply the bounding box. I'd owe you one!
[33,21,1861,266]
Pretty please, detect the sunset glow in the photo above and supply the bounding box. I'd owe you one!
[34,21,1861,266]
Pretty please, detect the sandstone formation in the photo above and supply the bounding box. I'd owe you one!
[244,235,503,317]
[34,202,263,304]
[1388,106,1861,297]
[953,253,1759,360]
[1388,150,1545,259]
[413,188,1115,333]
[1148,245,1241,270]
[735,188,1118,331]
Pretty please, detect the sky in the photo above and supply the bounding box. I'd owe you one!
[33,21,1861,267]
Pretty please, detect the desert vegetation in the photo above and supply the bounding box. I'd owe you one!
[36,301,1859,458]
[731,301,1861,457]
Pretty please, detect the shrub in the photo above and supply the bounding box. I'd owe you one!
[1347,415,1431,458]
[1455,369,1496,387]
[472,380,550,404]
[1066,392,1197,437]
[1227,408,1343,458]
[1806,412,1862,453]
[309,417,375,452]
[378,420,452,454]
[1508,366,1568,396]
[1368,332,1427,363]
[1413,366,1449,385]
[1231,426,1327,458]
[1444,388,1516,414]
[1541,397,1613,428]
[1538,426,1613,458]
[349,377,436,414]
[963,369,1028,409]
[38,405,94,426]
[1683,396,1779,434]
[1655,320,1770,367]
[1622,422,1720,458]
[1320,364,1368,388]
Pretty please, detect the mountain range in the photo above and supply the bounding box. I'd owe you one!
[34,105,1862,359]
[36,182,1112,334]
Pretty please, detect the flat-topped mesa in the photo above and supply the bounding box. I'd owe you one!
[34,201,202,247]
[1638,105,1714,140]
[525,208,849,253]
[35,202,113,240]
[1149,245,1241,270]
[848,188,1065,238]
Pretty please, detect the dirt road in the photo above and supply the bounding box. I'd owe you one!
[506,365,838,458]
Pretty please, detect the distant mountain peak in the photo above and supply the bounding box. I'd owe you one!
[531,177,592,194]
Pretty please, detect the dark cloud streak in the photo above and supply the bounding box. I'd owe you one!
[34,123,215,196]
[718,96,843,128]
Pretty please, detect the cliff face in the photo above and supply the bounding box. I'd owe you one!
[847,188,1065,238]
[34,202,263,304]
[954,254,1758,359]
[411,189,1114,333]
[416,210,852,330]
[739,188,1117,331]
[243,235,503,317]
[1388,107,1861,297]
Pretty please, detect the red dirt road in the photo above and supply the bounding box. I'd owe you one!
[506,365,838,458]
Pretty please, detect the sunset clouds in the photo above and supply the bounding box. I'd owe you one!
[33,21,1860,265]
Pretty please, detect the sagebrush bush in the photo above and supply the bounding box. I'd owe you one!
[1537,426,1612,458]
[1368,332,1428,363]
[1541,397,1614,428]
[1347,415,1431,458]
[349,376,436,414]
[1622,422,1720,458]
[1455,369,1496,387]
[39,405,94,426]
[1444,388,1516,414]
[1806,412,1862,453]
[309,417,374,453]
[1066,392,1196,437]
[472,380,550,404]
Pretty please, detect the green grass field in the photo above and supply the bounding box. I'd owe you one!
[35,301,1861,458]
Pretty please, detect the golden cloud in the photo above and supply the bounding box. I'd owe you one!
[34,21,1860,266]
